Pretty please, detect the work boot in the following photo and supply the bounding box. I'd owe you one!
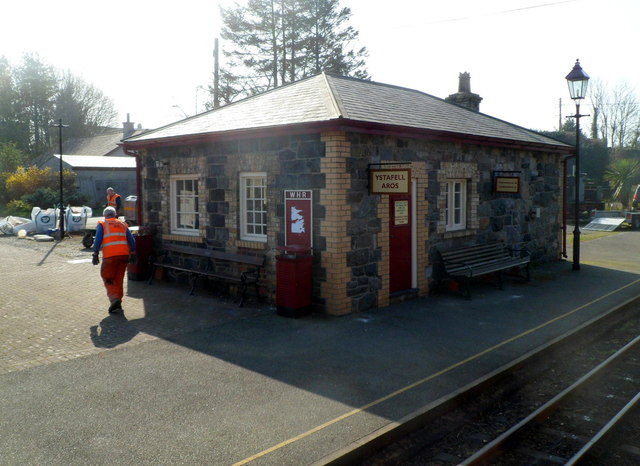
[108,299,122,313]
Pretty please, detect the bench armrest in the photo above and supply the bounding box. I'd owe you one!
[240,266,261,283]
[149,249,168,264]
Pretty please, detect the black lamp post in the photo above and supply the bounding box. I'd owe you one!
[52,119,68,240]
[565,59,590,270]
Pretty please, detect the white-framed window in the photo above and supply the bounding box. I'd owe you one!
[240,172,267,242]
[170,175,200,235]
[445,179,467,231]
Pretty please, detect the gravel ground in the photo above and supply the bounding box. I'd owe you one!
[2,231,94,259]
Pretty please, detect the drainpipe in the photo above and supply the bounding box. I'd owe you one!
[123,147,143,226]
[562,153,576,259]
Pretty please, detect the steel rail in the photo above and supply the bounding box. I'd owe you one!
[564,390,640,465]
[459,333,640,465]
[319,295,640,466]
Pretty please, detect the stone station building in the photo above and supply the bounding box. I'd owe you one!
[122,73,572,316]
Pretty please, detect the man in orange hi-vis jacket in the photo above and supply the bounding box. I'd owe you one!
[106,187,122,216]
[92,207,136,313]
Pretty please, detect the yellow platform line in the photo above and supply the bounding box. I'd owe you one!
[233,278,640,465]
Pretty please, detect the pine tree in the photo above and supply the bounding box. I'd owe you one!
[0,57,30,154]
[219,0,368,102]
[306,0,368,78]
[15,54,57,156]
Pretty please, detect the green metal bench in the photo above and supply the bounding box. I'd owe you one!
[436,241,530,299]
[149,243,265,307]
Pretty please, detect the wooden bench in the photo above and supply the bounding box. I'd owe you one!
[148,243,265,307]
[435,241,530,299]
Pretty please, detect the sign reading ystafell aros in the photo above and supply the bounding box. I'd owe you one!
[369,169,411,194]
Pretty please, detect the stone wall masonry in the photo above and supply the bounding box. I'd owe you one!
[348,134,564,278]
[140,129,563,316]
[345,133,431,311]
[141,147,210,240]
[141,134,326,304]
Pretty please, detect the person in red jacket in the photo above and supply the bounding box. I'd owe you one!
[106,187,122,216]
[92,207,136,313]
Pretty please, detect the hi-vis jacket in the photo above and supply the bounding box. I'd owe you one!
[107,192,122,209]
[97,218,131,258]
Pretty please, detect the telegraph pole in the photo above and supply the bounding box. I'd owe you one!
[52,119,68,240]
[214,38,220,108]
[559,98,562,130]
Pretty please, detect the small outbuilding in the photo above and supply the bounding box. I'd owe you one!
[36,115,145,207]
[123,72,572,315]
[40,154,136,206]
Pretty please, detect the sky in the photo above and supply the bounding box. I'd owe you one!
[2,0,638,134]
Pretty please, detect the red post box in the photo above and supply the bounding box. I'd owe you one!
[276,245,313,318]
[127,226,152,281]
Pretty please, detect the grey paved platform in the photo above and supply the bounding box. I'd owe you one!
[1,230,639,465]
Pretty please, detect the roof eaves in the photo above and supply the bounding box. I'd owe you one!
[122,120,344,150]
[123,117,572,155]
[332,119,574,154]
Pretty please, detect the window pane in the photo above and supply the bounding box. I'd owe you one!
[172,177,199,233]
[445,189,450,225]
[446,180,466,230]
[241,175,267,240]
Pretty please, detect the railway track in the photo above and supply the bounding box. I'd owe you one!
[462,333,640,465]
[325,297,640,466]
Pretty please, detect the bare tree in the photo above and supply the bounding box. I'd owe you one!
[55,72,118,139]
[0,55,119,157]
[590,79,640,148]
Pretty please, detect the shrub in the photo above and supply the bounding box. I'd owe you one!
[22,186,88,210]
[4,200,31,217]
[5,166,77,201]
[0,172,9,204]
[22,187,58,209]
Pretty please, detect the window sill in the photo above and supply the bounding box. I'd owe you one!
[443,229,476,239]
[237,240,268,250]
[162,233,204,244]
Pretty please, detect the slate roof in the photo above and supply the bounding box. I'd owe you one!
[65,128,146,156]
[124,73,569,150]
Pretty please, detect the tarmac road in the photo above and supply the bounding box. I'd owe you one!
[571,225,640,273]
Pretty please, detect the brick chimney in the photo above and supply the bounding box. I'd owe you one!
[122,113,135,139]
[445,72,483,112]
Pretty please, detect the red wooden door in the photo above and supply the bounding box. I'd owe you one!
[389,194,412,293]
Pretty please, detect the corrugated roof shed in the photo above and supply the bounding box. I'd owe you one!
[124,73,569,150]
[52,154,136,169]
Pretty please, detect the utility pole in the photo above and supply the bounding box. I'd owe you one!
[559,98,562,131]
[214,38,220,108]
[52,119,68,240]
